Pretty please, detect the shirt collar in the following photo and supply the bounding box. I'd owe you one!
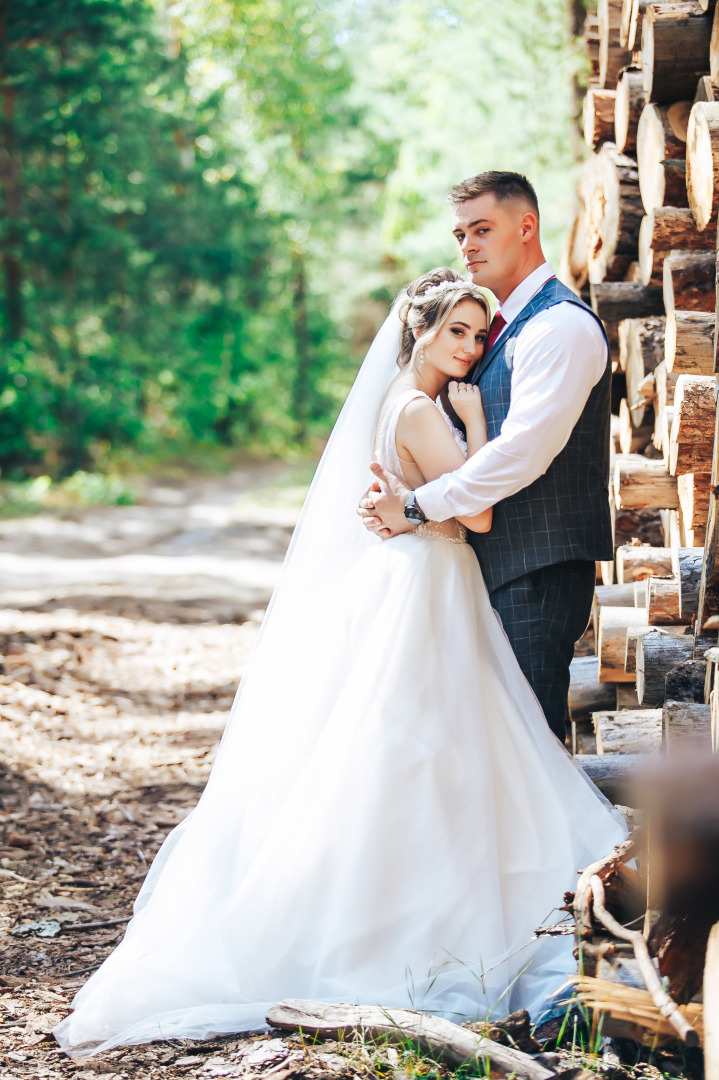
[495,262,555,328]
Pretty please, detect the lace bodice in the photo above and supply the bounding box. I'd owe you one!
[374,389,467,544]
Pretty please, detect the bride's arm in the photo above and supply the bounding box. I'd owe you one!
[396,400,492,533]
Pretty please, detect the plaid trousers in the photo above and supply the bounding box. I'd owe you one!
[489,559,596,743]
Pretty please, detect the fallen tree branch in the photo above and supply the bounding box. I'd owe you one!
[61,916,131,933]
[589,874,699,1047]
[266,999,556,1080]
[572,838,636,940]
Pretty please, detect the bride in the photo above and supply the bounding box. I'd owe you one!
[55,268,626,1055]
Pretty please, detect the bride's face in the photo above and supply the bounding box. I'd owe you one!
[424,299,488,380]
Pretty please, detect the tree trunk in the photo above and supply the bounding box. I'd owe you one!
[665,310,715,373]
[0,15,22,344]
[620,314,665,426]
[637,629,695,703]
[590,282,664,321]
[662,249,715,314]
[615,66,646,153]
[672,545,705,616]
[613,453,679,509]
[686,101,719,229]
[586,145,643,283]
[642,1,712,105]
[626,623,687,673]
[638,206,706,285]
[584,88,617,147]
[637,102,690,212]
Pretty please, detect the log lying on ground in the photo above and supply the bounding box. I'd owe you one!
[677,472,711,544]
[620,315,665,426]
[645,575,689,624]
[599,605,651,682]
[668,373,716,474]
[686,101,719,229]
[616,543,672,582]
[586,145,644,283]
[593,708,662,753]
[638,207,708,285]
[663,700,712,750]
[637,629,715,703]
[665,658,707,701]
[600,0,635,87]
[615,66,645,152]
[590,282,664,322]
[585,88,617,147]
[672,545,705,617]
[619,397,653,452]
[665,310,715,372]
[641,1,712,106]
[626,622,687,673]
[613,454,679,509]
[265,1000,556,1080]
[662,249,715,315]
[637,102,690,212]
[694,74,719,103]
[576,754,646,803]
[570,656,618,725]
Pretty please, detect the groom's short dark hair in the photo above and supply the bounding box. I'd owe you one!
[447,172,539,220]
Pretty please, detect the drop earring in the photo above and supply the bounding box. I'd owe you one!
[418,347,426,367]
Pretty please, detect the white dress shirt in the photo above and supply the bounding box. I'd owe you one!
[416,262,608,521]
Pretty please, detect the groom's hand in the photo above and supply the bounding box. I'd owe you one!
[357,463,416,539]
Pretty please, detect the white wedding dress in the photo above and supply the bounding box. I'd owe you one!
[55,316,626,1056]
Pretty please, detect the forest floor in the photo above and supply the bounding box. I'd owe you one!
[0,467,701,1080]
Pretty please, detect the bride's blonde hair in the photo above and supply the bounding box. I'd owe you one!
[396,268,492,369]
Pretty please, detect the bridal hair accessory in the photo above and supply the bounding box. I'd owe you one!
[420,279,470,300]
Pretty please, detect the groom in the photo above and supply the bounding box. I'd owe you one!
[359,171,613,743]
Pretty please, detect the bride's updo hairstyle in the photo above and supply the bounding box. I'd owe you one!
[396,267,492,369]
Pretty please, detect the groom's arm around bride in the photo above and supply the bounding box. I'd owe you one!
[360,171,613,744]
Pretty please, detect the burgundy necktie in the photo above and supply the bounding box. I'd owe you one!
[485,311,507,352]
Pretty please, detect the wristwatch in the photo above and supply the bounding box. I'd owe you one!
[404,491,427,526]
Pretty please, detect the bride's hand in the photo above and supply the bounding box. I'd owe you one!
[447,381,485,427]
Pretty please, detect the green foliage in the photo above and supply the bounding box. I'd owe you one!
[0,0,579,479]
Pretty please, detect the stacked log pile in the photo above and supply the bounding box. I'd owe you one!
[561,0,719,1057]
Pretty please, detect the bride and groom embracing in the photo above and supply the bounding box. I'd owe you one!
[54,171,626,1055]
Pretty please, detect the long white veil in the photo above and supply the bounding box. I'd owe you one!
[133,306,404,905]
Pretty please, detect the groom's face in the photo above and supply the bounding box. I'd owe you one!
[451,194,528,295]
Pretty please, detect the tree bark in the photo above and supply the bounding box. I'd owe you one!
[677,471,711,542]
[613,453,680,509]
[662,249,715,314]
[664,658,707,701]
[569,656,618,725]
[590,283,664,321]
[665,310,715,372]
[586,144,643,283]
[0,2,22,343]
[642,1,712,105]
[672,545,705,616]
[593,707,662,752]
[638,207,706,285]
[662,700,712,749]
[637,629,694,703]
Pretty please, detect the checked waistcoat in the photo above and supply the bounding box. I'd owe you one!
[468,277,613,593]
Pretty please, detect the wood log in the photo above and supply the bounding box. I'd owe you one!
[662,249,716,315]
[659,405,675,459]
[712,0,719,82]
[613,453,679,509]
[694,73,719,102]
[586,14,602,81]
[672,545,705,616]
[663,700,712,749]
[619,397,653,452]
[686,101,719,228]
[593,582,642,641]
[590,283,664,322]
[586,145,644,283]
[696,376,719,630]
[585,88,618,148]
[669,373,716,475]
[617,683,642,707]
[599,605,652,681]
[614,505,666,547]
[620,315,665,426]
[570,656,619,724]
[265,1000,556,1080]
[638,208,708,285]
[562,205,589,292]
[665,658,707,700]
[704,922,719,1080]
[665,310,715,372]
[576,753,647,803]
[637,627,694,703]
[626,0,650,49]
[600,0,636,87]
[615,67,645,153]
[626,622,687,672]
[593,707,662,752]
[642,2,712,105]
[646,575,689,623]
[616,543,673,581]
[677,472,711,543]
[637,102,690,212]
[653,362,680,453]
